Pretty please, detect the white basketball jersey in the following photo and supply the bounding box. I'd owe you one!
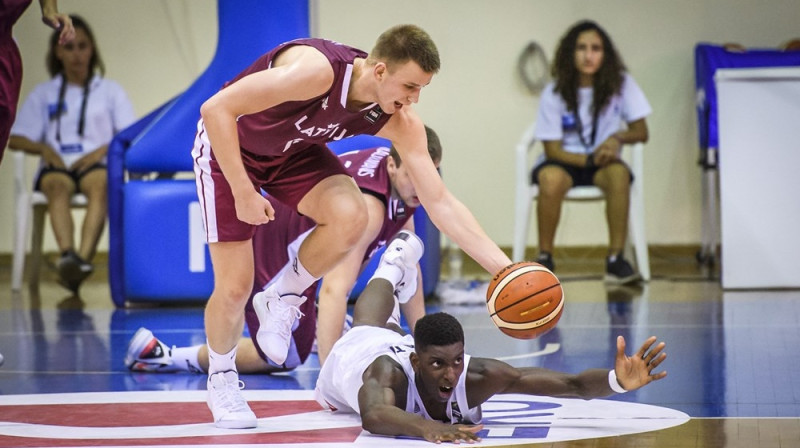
[314,326,482,425]
[391,345,482,424]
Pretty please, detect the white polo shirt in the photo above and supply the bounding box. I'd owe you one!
[534,73,651,155]
[11,73,136,169]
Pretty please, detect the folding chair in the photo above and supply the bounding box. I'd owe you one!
[512,122,650,280]
[11,151,87,290]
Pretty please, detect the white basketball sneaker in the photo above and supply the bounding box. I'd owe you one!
[125,327,174,372]
[207,370,257,429]
[253,284,306,365]
[379,230,424,303]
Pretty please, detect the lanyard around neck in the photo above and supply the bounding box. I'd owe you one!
[574,105,600,152]
[54,74,91,143]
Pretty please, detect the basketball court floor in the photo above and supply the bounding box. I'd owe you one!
[1,253,799,447]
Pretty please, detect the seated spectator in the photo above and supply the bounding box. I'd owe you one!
[532,20,650,284]
[9,14,136,292]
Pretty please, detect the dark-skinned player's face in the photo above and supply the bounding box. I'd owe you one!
[411,342,465,403]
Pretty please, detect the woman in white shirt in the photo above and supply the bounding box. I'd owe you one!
[10,14,135,292]
[532,20,651,284]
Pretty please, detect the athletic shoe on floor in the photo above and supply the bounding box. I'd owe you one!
[253,285,305,365]
[124,327,174,372]
[604,255,642,285]
[207,371,257,429]
[378,230,424,303]
[436,279,489,306]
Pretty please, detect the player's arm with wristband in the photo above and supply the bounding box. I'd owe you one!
[467,335,667,400]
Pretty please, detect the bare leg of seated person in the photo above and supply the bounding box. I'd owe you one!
[535,166,572,272]
[594,163,640,285]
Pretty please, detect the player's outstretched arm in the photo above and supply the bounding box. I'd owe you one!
[466,357,614,402]
[469,336,667,402]
[379,111,511,276]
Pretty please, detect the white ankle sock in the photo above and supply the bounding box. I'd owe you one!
[372,263,403,287]
[207,342,237,375]
[171,345,204,373]
[274,256,318,296]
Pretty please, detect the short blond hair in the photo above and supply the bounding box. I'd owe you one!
[367,24,440,73]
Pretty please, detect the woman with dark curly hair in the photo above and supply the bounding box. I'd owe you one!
[532,20,650,284]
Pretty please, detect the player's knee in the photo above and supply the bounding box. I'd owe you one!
[330,194,368,239]
[212,280,253,307]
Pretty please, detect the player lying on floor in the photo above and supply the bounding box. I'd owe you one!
[314,231,668,444]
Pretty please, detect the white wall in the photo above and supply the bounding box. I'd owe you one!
[2,0,798,255]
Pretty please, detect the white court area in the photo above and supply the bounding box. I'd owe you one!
[0,390,688,447]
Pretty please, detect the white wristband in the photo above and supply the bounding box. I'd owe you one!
[608,370,628,394]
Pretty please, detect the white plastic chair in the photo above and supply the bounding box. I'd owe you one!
[11,151,88,290]
[512,122,650,281]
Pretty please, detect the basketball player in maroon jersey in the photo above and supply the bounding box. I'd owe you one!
[192,24,513,428]
[126,126,442,377]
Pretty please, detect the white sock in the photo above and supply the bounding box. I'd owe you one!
[372,263,403,287]
[387,299,401,327]
[274,255,318,296]
[207,341,237,375]
[171,345,204,373]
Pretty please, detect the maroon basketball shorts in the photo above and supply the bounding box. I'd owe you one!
[192,119,348,243]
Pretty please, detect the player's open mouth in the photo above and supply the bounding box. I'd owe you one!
[394,101,403,109]
[439,385,453,398]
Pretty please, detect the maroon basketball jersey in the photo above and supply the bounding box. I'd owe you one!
[228,38,392,157]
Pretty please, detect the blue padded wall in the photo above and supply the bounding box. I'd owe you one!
[122,180,213,301]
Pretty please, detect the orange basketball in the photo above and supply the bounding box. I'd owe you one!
[486,261,564,339]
